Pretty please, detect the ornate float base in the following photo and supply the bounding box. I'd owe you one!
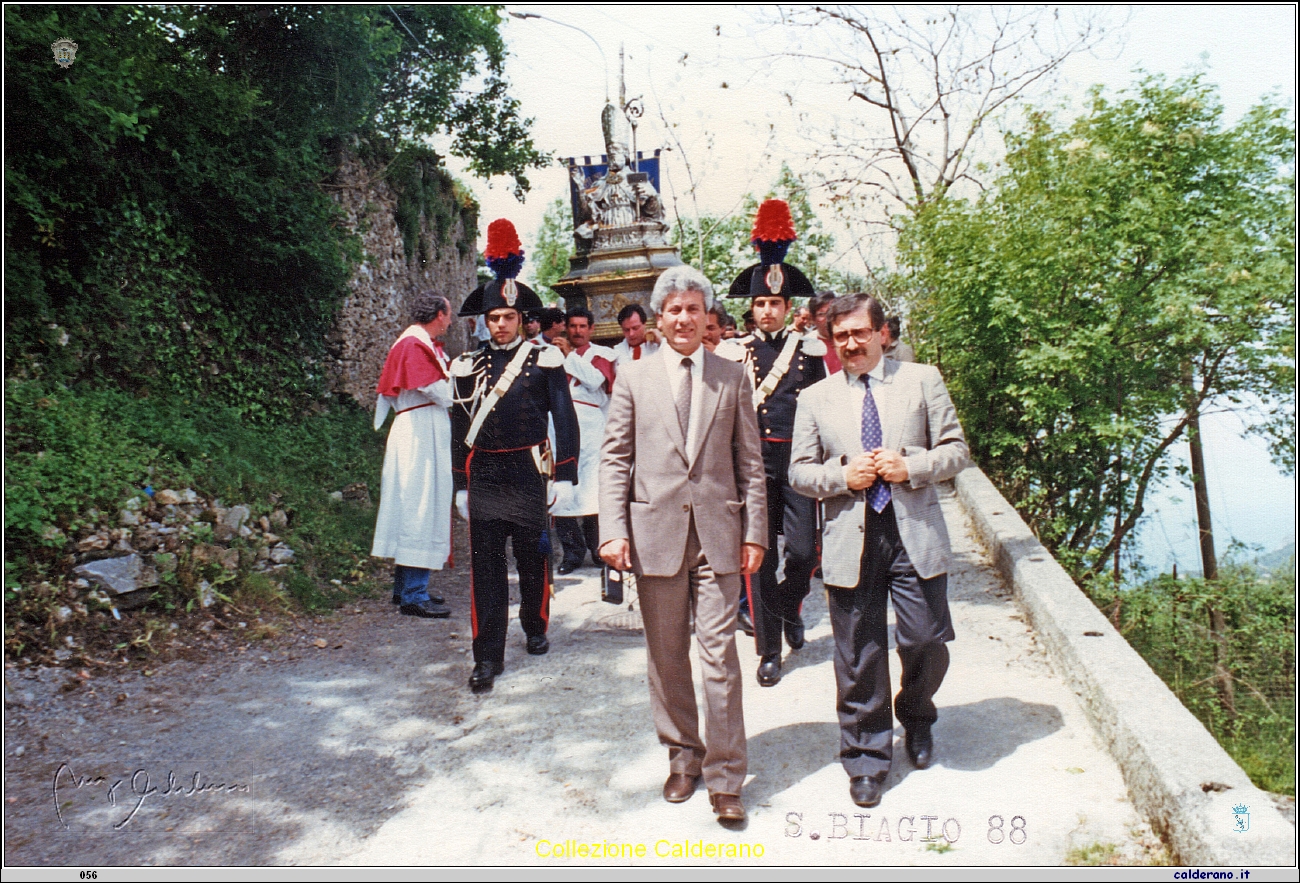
[552,225,683,342]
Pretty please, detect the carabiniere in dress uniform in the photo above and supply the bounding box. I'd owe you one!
[716,198,827,689]
[451,219,581,694]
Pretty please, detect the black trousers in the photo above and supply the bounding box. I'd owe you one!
[827,502,954,779]
[747,475,818,658]
[556,515,600,567]
[469,518,550,665]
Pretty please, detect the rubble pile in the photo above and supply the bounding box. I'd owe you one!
[56,488,297,611]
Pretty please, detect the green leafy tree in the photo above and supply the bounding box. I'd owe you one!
[528,196,575,303]
[901,73,1295,578]
[5,5,543,415]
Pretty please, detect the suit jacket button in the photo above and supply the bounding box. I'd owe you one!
[682,504,690,512]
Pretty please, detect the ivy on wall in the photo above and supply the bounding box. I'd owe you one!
[5,5,540,420]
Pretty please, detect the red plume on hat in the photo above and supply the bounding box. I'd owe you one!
[750,199,797,266]
[484,218,525,280]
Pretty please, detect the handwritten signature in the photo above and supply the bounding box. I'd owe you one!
[52,762,249,830]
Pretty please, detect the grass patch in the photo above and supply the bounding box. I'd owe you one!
[1088,562,1296,795]
[1064,842,1119,866]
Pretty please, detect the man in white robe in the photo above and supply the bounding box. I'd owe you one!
[553,306,617,573]
[611,303,661,366]
[371,294,454,618]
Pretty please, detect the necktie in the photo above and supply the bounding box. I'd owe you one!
[676,356,693,440]
[860,376,892,513]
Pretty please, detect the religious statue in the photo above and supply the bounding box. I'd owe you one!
[571,104,669,252]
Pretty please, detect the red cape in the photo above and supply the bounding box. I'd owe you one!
[376,335,444,396]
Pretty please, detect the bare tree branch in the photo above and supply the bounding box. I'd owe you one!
[770,5,1119,215]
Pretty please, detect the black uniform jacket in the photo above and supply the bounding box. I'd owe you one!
[451,337,580,526]
[745,329,828,447]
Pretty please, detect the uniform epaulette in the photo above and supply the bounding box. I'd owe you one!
[800,335,828,357]
[536,344,565,368]
[713,339,748,362]
[449,351,478,377]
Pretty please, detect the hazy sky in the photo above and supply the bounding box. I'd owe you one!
[443,4,1296,569]
[454,4,1295,257]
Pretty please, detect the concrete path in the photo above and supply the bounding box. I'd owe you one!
[335,489,1161,866]
[4,489,1165,867]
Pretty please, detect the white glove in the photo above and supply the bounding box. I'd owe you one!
[549,481,575,513]
[455,490,469,522]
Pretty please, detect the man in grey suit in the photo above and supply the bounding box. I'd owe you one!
[882,315,916,363]
[599,265,767,824]
[789,293,969,808]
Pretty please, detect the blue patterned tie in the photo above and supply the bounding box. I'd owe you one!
[860,377,892,513]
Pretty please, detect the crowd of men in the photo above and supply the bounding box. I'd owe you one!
[370,203,967,824]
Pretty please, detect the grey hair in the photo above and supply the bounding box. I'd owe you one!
[650,265,714,314]
[412,293,450,324]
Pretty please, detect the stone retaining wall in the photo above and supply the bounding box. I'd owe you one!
[326,151,477,408]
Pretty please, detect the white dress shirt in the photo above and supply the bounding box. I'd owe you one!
[843,360,893,441]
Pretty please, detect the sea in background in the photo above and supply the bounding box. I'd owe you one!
[1135,405,1296,579]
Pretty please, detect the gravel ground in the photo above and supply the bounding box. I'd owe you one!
[5,494,1172,867]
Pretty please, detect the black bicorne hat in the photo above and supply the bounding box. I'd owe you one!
[458,279,545,317]
[459,219,545,316]
[727,199,814,299]
[727,261,815,299]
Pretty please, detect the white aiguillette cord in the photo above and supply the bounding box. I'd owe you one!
[464,341,534,447]
[752,331,802,409]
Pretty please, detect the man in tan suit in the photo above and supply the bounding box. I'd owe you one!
[599,265,767,824]
[790,293,969,809]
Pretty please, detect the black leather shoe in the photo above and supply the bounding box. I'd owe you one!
[469,661,504,692]
[906,729,934,770]
[526,634,550,655]
[849,775,883,807]
[784,617,806,650]
[556,560,582,575]
[391,594,400,605]
[399,599,451,618]
[757,654,782,687]
[737,607,755,636]
[428,594,446,605]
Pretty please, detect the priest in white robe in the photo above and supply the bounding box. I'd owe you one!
[371,294,455,618]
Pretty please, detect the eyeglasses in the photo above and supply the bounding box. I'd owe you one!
[831,327,878,345]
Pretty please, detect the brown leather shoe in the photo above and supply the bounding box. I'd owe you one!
[662,772,699,803]
[709,792,746,822]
